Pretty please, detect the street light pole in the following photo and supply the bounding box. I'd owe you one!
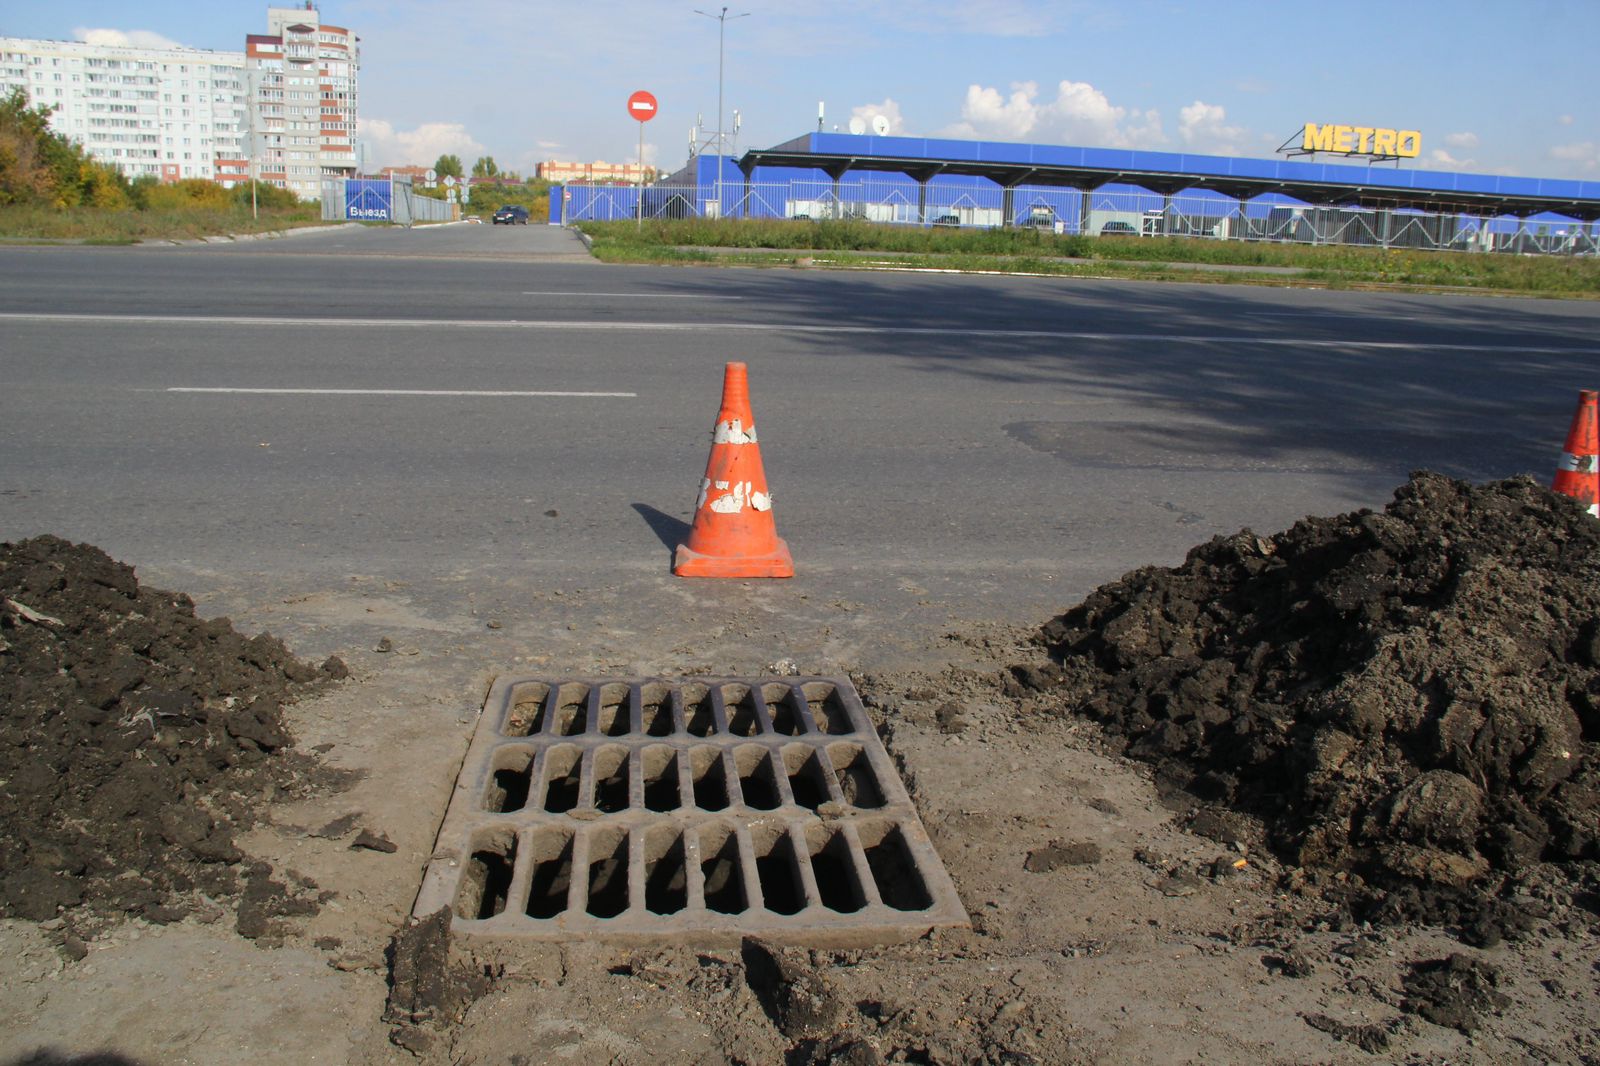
[694,6,747,218]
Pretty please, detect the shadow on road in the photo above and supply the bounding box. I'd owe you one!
[632,503,690,555]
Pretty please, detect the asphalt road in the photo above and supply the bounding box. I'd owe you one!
[3,223,1598,674]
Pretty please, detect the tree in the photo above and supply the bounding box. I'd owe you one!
[433,154,463,179]
[0,87,128,208]
[471,155,500,179]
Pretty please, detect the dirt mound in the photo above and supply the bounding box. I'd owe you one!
[1024,472,1600,940]
[0,535,346,931]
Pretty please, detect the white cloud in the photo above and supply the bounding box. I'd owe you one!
[360,118,485,170]
[75,28,185,50]
[1423,148,1475,170]
[1550,141,1599,173]
[850,98,906,135]
[1443,131,1479,150]
[536,140,563,151]
[938,80,1165,149]
[1559,114,1574,126]
[1177,100,1247,154]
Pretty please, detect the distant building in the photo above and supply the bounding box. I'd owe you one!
[0,2,358,199]
[247,3,358,200]
[0,36,248,183]
[536,160,657,183]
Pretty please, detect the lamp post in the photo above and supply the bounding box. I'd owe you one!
[693,5,747,217]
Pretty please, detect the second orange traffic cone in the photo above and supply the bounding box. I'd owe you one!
[1553,389,1599,518]
[674,362,794,578]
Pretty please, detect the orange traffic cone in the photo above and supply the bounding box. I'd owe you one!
[674,362,794,578]
[1553,389,1599,518]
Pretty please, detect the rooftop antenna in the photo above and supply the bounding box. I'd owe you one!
[817,100,824,132]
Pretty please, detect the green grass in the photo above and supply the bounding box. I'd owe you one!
[0,202,327,242]
[576,219,1600,296]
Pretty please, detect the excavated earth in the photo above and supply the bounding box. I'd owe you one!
[5,472,1600,1064]
[1019,472,1600,945]
[0,535,348,942]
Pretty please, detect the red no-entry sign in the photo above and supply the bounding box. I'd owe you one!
[627,90,658,123]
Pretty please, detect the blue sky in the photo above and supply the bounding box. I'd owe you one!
[6,0,1597,181]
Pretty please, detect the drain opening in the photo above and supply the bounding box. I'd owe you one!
[724,684,762,736]
[766,684,804,735]
[828,744,885,808]
[541,746,582,813]
[553,682,589,736]
[806,825,866,913]
[783,745,832,811]
[859,822,932,911]
[503,682,550,736]
[752,824,805,915]
[698,825,746,914]
[456,831,516,920]
[485,748,534,813]
[642,746,681,812]
[525,830,574,919]
[684,684,716,736]
[690,748,732,811]
[593,746,631,813]
[802,682,856,735]
[597,682,631,737]
[644,828,688,914]
[734,745,781,810]
[585,828,630,918]
[641,682,674,737]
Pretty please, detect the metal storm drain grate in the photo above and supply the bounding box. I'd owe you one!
[415,676,968,946]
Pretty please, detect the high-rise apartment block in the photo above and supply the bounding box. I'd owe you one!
[0,2,358,199]
[248,4,358,199]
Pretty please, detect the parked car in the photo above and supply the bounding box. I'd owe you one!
[1100,221,1138,237]
[493,205,529,225]
[931,214,961,227]
[1020,213,1056,230]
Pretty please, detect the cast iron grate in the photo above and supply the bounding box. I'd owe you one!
[414,676,968,945]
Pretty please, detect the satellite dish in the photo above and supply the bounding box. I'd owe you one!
[848,116,866,135]
[871,114,890,136]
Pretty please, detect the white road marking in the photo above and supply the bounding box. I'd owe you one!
[166,387,635,398]
[520,291,743,299]
[1,312,1592,355]
[1244,311,1420,320]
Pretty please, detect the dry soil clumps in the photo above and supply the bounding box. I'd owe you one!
[1023,472,1600,943]
[0,535,346,936]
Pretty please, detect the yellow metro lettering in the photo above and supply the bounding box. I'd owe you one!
[1304,123,1336,152]
[1304,123,1423,157]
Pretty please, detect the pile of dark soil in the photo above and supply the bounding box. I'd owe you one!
[0,535,345,931]
[1022,472,1600,939]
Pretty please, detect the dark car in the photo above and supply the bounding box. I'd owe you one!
[931,214,961,227]
[1100,220,1138,237]
[493,205,529,225]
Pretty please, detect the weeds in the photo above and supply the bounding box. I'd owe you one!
[577,219,1600,296]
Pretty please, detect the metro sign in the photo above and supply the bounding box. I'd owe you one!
[627,90,658,123]
[1303,122,1421,158]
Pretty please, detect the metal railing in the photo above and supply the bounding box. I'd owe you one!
[319,176,455,224]
[559,179,1599,255]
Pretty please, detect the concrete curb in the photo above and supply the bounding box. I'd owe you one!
[138,222,365,247]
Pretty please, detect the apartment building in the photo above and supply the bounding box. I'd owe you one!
[248,3,358,200]
[0,3,357,198]
[536,160,659,184]
[0,37,248,182]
